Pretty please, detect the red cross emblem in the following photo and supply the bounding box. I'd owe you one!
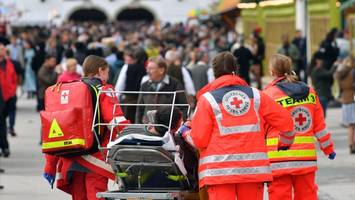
[291,107,311,132]
[222,90,250,116]
[61,92,68,99]
[295,113,307,126]
[231,97,243,108]
[61,90,69,104]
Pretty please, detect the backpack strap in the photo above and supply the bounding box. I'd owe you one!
[84,82,102,135]
[80,79,104,153]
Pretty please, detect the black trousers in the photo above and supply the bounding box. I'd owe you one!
[6,96,17,130]
[121,94,138,124]
[0,98,8,151]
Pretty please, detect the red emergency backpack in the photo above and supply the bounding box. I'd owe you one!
[40,80,102,156]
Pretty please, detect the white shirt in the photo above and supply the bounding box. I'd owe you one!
[181,67,196,95]
[207,67,215,83]
[141,74,149,85]
[114,64,128,97]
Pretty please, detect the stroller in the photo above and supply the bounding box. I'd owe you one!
[93,91,198,200]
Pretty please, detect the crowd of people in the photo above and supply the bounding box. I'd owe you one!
[0,20,266,157]
[0,18,353,199]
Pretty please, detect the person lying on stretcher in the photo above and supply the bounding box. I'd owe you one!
[107,107,199,190]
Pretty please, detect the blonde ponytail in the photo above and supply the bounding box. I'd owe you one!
[269,54,298,83]
[284,70,298,83]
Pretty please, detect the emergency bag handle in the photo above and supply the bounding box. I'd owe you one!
[50,80,80,93]
[50,82,62,93]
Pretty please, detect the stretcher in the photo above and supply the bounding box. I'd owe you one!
[92,90,197,200]
[97,144,196,200]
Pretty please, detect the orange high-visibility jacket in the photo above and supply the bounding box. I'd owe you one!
[263,77,335,177]
[184,75,294,187]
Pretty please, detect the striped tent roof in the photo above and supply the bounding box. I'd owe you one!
[217,0,239,13]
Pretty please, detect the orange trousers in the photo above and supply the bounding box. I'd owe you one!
[207,182,264,200]
[71,171,108,200]
[268,172,317,200]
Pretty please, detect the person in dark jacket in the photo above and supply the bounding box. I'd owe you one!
[319,28,339,70]
[292,30,307,82]
[189,52,210,92]
[74,42,87,65]
[136,56,188,124]
[310,51,337,117]
[115,47,148,123]
[250,30,265,89]
[37,55,58,111]
[233,37,253,84]
[277,34,300,72]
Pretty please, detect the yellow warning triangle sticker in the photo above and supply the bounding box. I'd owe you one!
[48,119,64,138]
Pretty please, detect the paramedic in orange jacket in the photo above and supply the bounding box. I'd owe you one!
[178,52,295,200]
[264,54,336,200]
[43,55,129,200]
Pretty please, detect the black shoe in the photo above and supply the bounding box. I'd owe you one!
[0,168,4,173]
[2,149,10,158]
[350,145,355,154]
[9,129,17,137]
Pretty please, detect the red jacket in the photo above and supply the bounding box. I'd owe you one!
[0,59,17,101]
[44,82,128,194]
[263,77,335,176]
[184,75,294,187]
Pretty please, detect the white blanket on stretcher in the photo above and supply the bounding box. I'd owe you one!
[107,132,187,175]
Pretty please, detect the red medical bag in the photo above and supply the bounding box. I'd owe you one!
[40,81,100,156]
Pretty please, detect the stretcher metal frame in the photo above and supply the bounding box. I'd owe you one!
[96,191,186,199]
[92,90,192,200]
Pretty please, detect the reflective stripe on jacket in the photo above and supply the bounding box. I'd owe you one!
[263,77,335,176]
[184,75,294,187]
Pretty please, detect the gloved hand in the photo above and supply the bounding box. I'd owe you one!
[277,146,290,151]
[183,120,191,128]
[176,125,191,137]
[43,173,55,189]
[328,152,336,160]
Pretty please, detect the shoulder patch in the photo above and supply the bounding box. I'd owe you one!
[222,90,250,116]
[291,106,312,133]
